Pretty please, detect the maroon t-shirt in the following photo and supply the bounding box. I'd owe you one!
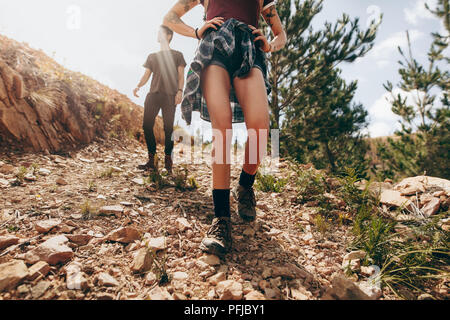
[200,0,276,28]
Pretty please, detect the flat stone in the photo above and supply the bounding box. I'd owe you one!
[66,234,93,246]
[27,261,51,281]
[245,290,266,300]
[208,272,226,285]
[131,248,153,273]
[24,235,73,265]
[24,174,37,181]
[360,266,377,277]
[106,227,141,244]
[357,281,382,300]
[120,202,134,207]
[395,176,450,195]
[422,197,441,217]
[145,272,158,286]
[432,190,445,197]
[0,178,9,188]
[56,177,68,185]
[132,178,145,186]
[97,272,119,287]
[395,181,426,196]
[38,168,51,176]
[17,284,29,295]
[216,280,243,300]
[264,288,279,300]
[0,164,15,174]
[172,272,189,281]
[198,254,221,266]
[31,280,51,299]
[34,219,62,234]
[272,263,311,280]
[322,275,371,300]
[176,218,192,232]
[0,260,29,292]
[99,205,124,217]
[146,237,166,251]
[0,235,20,250]
[380,190,411,208]
[148,286,173,300]
[290,288,312,300]
[343,250,366,261]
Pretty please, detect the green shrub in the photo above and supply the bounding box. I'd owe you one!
[255,172,288,193]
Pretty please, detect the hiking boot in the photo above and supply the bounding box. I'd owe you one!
[165,155,173,174]
[234,185,257,222]
[138,154,157,171]
[200,217,232,256]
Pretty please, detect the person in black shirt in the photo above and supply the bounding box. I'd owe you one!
[134,25,187,174]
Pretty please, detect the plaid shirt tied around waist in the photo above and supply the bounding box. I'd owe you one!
[181,18,272,125]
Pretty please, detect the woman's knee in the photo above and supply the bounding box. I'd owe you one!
[210,111,233,132]
[246,117,270,133]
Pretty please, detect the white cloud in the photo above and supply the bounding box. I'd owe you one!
[404,0,437,25]
[370,29,425,60]
[367,89,407,137]
[366,88,435,137]
[376,60,391,68]
[367,122,397,138]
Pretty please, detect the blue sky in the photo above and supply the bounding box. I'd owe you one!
[0,0,447,140]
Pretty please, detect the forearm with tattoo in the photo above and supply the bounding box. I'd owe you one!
[163,0,199,38]
[263,6,276,29]
[262,5,287,53]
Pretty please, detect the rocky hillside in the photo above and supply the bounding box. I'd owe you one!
[0,34,163,153]
[0,139,448,300]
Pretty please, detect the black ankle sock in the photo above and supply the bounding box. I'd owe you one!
[239,170,256,188]
[213,189,231,218]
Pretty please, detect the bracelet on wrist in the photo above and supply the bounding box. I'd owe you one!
[195,28,201,40]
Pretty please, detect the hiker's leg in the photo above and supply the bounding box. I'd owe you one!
[160,94,176,156]
[143,93,162,156]
[199,64,233,256]
[201,65,233,190]
[232,68,270,222]
[233,68,270,176]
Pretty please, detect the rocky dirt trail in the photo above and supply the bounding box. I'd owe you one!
[0,138,431,301]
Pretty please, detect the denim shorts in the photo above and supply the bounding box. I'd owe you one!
[208,30,267,81]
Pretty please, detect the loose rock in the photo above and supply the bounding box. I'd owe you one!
[322,275,371,300]
[0,235,20,250]
[97,272,119,287]
[216,280,243,300]
[131,248,153,273]
[24,235,74,265]
[34,219,61,234]
[199,254,221,266]
[27,261,51,281]
[105,227,141,244]
[99,205,124,217]
[0,260,29,292]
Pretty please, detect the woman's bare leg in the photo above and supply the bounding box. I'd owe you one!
[233,68,270,175]
[201,65,233,189]
[232,68,270,222]
[199,65,234,256]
